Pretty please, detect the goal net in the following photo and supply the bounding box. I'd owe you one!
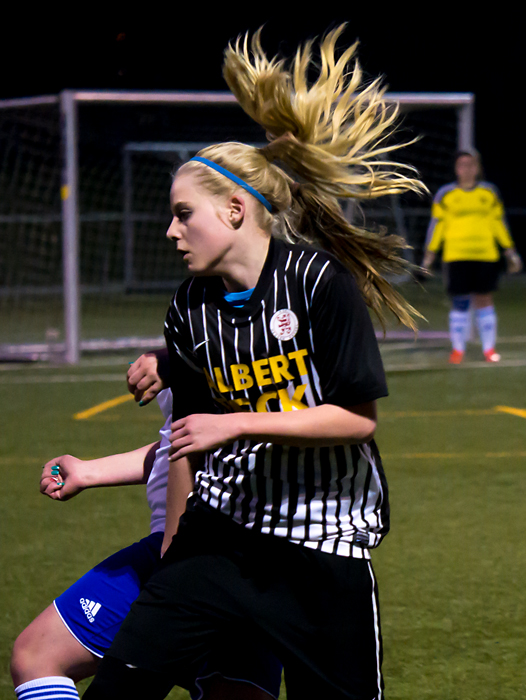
[0,91,473,362]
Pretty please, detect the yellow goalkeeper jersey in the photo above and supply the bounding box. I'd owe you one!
[426,181,514,262]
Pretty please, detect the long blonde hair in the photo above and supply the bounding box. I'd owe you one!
[181,26,427,329]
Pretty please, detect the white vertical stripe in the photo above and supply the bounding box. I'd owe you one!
[307,359,323,404]
[186,278,196,347]
[272,269,284,355]
[349,450,370,532]
[308,259,331,353]
[217,309,233,400]
[201,293,214,378]
[310,260,331,304]
[233,325,250,401]
[367,561,383,700]
[302,253,317,349]
[172,291,186,325]
[283,269,299,354]
[249,318,255,363]
[294,250,305,279]
[359,443,385,533]
[248,319,256,413]
[261,300,270,357]
[273,269,279,311]
[302,252,318,301]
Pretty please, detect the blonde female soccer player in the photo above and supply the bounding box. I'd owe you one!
[423,149,522,363]
[84,26,426,700]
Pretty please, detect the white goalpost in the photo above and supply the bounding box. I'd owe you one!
[0,90,475,364]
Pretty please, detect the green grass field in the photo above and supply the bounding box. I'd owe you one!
[1,277,525,699]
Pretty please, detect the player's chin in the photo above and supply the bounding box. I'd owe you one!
[190,265,214,277]
[182,258,201,273]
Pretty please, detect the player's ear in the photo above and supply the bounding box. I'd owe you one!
[228,195,245,229]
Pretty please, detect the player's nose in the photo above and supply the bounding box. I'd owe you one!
[166,217,181,241]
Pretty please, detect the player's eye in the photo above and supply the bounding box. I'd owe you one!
[175,207,192,222]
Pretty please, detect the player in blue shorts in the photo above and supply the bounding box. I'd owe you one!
[10,382,282,700]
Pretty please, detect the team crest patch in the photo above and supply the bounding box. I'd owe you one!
[270,309,299,341]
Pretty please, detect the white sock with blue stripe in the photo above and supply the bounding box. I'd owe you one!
[449,310,470,352]
[475,305,497,353]
[15,676,79,700]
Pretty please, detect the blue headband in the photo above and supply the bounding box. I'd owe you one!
[190,156,273,213]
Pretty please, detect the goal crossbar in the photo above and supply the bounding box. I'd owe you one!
[0,90,475,364]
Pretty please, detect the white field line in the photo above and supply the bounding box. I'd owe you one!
[0,373,124,384]
[384,358,526,372]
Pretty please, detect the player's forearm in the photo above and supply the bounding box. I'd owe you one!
[162,456,195,554]
[80,442,159,489]
[169,403,378,461]
[231,402,377,446]
[422,250,436,269]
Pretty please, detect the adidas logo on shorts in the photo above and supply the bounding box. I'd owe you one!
[80,597,102,624]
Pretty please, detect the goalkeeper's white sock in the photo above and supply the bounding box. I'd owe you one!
[15,677,79,700]
[475,305,497,353]
[449,310,470,352]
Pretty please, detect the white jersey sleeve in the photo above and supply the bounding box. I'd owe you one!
[146,389,172,534]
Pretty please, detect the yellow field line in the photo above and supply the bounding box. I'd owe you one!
[382,406,526,419]
[495,405,526,420]
[74,394,134,420]
[72,401,526,422]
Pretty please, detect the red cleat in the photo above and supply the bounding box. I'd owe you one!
[484,349,501,363]
[448,350,464,364]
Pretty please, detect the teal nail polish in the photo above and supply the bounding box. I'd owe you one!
[57,482,65,486]
[139,400,145,407]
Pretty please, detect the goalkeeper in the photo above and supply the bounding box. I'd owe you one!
[423,149,522,363]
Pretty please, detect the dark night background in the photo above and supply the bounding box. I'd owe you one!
[1,7,524,242]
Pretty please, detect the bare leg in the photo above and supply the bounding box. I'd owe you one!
[11,604,99,687]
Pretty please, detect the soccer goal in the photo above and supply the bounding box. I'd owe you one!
[0,90,474,363]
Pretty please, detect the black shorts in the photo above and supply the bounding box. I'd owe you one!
[87,497,384,700]
[445,260,500,296]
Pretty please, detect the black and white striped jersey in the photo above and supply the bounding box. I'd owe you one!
[165,237,390,558]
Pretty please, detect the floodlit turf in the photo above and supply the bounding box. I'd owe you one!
[374,369,526,700]
[1,278,525,699]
